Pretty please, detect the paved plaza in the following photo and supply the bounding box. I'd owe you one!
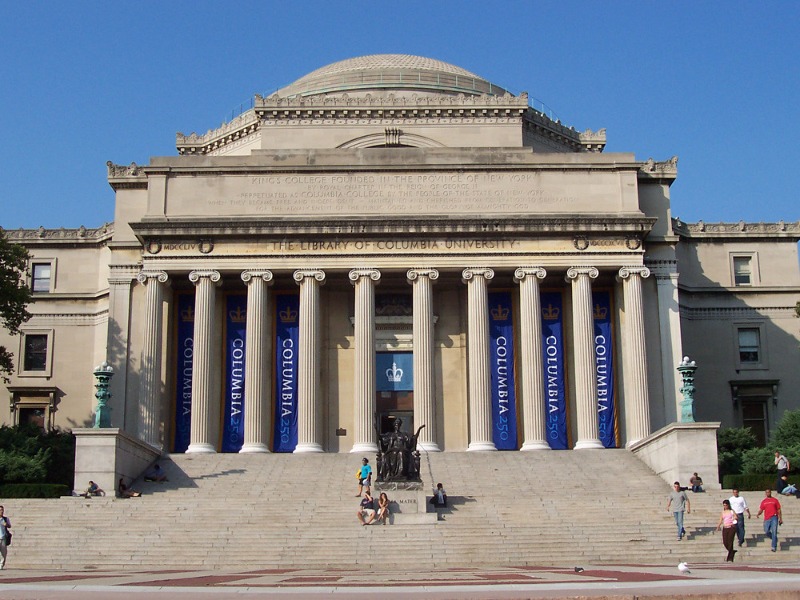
[2,562,800,599]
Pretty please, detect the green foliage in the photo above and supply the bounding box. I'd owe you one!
[770,409,800,448]
[0,424,75,487]
[0,229,33,383]
[717,427,758,478]
[741,446,777,474]
[722,473,776,491]
[0,483,70,498]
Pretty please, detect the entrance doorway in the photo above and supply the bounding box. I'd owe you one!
[377,391,414,435]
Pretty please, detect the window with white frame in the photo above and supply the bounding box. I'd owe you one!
[31,262,52,292]
[737,327,761,364]
[19,330,54,377]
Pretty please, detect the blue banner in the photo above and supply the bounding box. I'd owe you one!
[488,291,518,450]
[540,292,568,450]
[593,290,616,448]
[376,352,413,391]
[274,294,300,452]
[173,292,194,452]
[222,294,247,452]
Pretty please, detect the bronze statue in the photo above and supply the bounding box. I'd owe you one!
[375,419,425,482]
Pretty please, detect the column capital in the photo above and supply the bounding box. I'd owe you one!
[407,268,439,283]
[618,266,651,281]
[241,270,274,285]
[462,267,494,283]
[513,267,546,283]
[293,269,326,285]
[188,270,221,285]
[348,268,381,285]
[565,266,599,282]
[136,270,169,285]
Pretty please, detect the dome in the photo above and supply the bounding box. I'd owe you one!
[276,54,510,98]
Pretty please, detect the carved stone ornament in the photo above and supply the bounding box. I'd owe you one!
[406,268,440,283]
[198,239,214,254]
[513,267,547,282]
[641,156,678,174]
[106,161,143,177]
[566,266,599,281]
[145,240,162,255]
[348,268,381,284]
[188,270,222,285]
[241,270,274,284]
[625,236,642,250]
[293,269,326,285]
[136,271,169,285]
[573,236,590,251]
[461,267,495,283]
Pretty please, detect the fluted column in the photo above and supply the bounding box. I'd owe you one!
[293,269,326,453]
[408,268,440,452]
[619,266,652,446]
[240,270,274,453]
[135,270,169,449]
[187,270,221,453]
[566,267,603,449]
[463,268,497,452]
[349,268,381,453]
[514,267,549,451]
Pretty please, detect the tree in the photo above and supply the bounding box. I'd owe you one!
[0,228,32,382]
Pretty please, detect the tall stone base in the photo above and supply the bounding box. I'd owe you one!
[374,481,438,524]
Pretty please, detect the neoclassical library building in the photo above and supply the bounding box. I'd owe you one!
[3,55,799,454]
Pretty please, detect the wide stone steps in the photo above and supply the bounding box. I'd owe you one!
[6,450,798,569]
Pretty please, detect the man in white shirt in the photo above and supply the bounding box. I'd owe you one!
[729,488,751,547]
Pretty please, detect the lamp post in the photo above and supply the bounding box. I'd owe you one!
[677,356,697,423]
[93,362,114,428]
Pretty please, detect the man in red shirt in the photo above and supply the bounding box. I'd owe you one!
[756,489,783,552]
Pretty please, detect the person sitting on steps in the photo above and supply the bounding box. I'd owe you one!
[377,492,390,525]
[118,478,142,498]
[83,481,104,498]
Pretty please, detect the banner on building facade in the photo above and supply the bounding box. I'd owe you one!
[222,294,247,453]
[173,292,195,453]
[593,290,617,448]
[540,291,568,450]
[273,293,300,452]
[488,290,518,450]
[376,352,413,392]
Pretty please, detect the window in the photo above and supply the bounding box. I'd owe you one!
[741,398,768,447]
[23,334,48,371]
[737,328,760,364]
[733,256,752,286]
[31,263,52,292]
[7,387,58,431]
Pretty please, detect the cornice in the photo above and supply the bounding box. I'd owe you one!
[673,218,800,240]
[4,223,114,245]
[680,306,797,320]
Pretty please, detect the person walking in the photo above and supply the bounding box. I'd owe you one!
[775,451,790,490]
[666,481,691,540]
[0,506,12,569]
[756,489,783,552]
[355,457,372,497]
[729,488,751,547]
[716,499,738,562]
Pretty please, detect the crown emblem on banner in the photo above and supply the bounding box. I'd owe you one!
[593,303,608,320]
[386,362,404,383]
[181,306,195,322]
[490,304,510,321]
[229,306,247,323]
[542,304,560,320]
[279,306,298,323]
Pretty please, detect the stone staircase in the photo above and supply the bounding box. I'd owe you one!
[6,450,799,569]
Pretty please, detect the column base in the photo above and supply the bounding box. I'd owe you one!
[418,441,441,452]
[520,441,551,451]
[574,439,604,450]
[350,442,379,453]
[239,443,271,454]
[186,443,216,454]
[625,438,643,449]
[467,441,497,452]
[294,443,324,454]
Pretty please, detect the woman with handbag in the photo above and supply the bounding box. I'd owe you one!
[0,505,12,569]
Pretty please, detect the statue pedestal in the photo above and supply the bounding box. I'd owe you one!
[374,482,438,524]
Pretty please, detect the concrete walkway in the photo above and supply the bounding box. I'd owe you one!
[1,562,800,599]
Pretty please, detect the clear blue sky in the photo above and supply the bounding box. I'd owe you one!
[1,1,798,229]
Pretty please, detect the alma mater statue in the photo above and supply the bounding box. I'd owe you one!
[375,419,425,482]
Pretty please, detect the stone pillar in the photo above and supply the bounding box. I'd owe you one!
[293,269,326,453]
[650,260,684,423]
[408,268,440,452]
[566,267,603,449]
[187,270,221,454]
[240,270,274,453]
[135,271,169,449]
[349,268,381,453]
[462,268,497,452]
[514,267,549,451]
[619,266,652,446]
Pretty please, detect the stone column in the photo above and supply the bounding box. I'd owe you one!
[349,268,381,453]
[462,268,497,452]
[514,267,549,451]
[240,270,274,453]
[619,266,652,446]
[566,267,603,449]
[650,260,684,423]
[135,270,169,449]
[293,269,326,453]
[408,268,440,452]
[187,270,221,454]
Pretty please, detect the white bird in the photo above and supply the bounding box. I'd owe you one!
[678,562,691,574]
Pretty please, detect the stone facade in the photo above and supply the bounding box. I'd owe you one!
[2,55,798,454]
